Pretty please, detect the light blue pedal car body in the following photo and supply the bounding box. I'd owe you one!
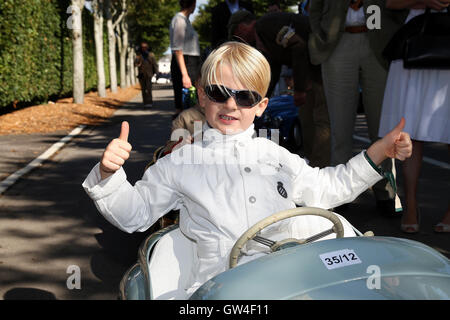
[120,211,450,300]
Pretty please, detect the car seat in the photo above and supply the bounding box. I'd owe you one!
[148,227,195,300]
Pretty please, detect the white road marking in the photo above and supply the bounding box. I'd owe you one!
[0,125,86,195]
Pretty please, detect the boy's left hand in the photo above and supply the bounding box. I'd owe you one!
[366,117,412,165]
[382,117,412,161]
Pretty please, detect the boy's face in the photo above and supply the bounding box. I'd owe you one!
[198,63,268,135]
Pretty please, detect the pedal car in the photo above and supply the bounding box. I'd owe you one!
[254,95,302,152]
[119,207,450,300]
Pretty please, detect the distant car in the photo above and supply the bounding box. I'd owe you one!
[254,95,302,152]
[119,207,450,300]
[156,77,171,84]
[152,73,172,84]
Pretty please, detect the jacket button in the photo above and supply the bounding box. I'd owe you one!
[249,196,256,203]
[244,167,251,173]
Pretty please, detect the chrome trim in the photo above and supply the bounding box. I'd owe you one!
[119,263,140,300]
[137,224,180,300]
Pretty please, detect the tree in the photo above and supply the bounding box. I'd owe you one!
[126,45,135,86]
[93,0,106,97]
[104,0,125,93]
[127,0,179,58]
[116,5,129,89]
[70,0,85,103]
[113,0,130,89]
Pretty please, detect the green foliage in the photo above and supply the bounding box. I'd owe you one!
[0,0,60,105]
[127,0,179,59]
[192,0,300,49]
[0,0,111,108]
[0,0,301,108]
[192,0,221,50]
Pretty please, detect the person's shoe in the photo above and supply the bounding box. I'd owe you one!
[401,207,420,234]
[376,199,400,218]
[433,222,450,233]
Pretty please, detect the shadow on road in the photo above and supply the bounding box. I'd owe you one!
[0,88,175,299]
[4,288,57,300]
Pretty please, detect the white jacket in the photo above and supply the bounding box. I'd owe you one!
[82,124,382,295]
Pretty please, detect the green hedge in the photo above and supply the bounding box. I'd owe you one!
[0,0,112,108]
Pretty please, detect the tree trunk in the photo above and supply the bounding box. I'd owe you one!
[126,46,132,87]
[115,23,123,88]
[93,0,106,97]
[104,0,117,93]
[119,18,129,89]
[71,0,85,104]
[131,47,137,85]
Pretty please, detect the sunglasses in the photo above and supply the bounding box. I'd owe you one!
[205,85,262,108]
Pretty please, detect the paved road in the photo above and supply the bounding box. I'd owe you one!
[0,85,448,300]
[0,85,174,299]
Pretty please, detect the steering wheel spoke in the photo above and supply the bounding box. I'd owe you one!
[304,227,335,243]
[252,235,276,247]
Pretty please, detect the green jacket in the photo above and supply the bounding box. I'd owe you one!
[308,0,408,69]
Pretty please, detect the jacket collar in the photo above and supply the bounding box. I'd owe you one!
[202,122,255,147]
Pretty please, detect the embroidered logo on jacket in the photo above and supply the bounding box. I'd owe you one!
[277,181,287,198]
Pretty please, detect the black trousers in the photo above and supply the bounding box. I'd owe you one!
[139,74,153,105]
[171,55,200,111]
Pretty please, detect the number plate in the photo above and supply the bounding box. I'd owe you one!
[319,249,362,270]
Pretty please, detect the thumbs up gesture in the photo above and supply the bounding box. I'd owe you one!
[382,117,413,160]
[366,117,412,165]
[99,121,133,180]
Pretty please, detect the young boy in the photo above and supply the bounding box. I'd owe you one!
[82,42,412,297]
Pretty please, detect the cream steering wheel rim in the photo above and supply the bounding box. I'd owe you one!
[229,207,345,268]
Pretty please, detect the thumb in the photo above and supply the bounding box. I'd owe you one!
[390,117,405,139]
[118,121,129,142]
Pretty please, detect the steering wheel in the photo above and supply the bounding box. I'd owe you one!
[229,207,345,268]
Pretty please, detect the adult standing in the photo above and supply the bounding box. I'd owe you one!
[135,42,158,107]
[308,0,408,215]
[378,0,450,233]
[170,0,201,118]
[211,0,254,49]
[228,10,331,168]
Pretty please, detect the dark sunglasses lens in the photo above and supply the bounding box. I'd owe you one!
[206,86,228,102]
[206,85,261,107]
[235,91,260,107]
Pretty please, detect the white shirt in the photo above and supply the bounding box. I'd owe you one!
[170,12,200,56]
[345,7,366,27]
[82,124,382,295]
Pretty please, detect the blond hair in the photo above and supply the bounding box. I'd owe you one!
[198,42,271,98]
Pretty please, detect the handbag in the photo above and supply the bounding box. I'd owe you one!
[383,8,450,69]
[404,8,450,69]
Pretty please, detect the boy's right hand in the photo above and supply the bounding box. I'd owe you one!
[99,121,132,180]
